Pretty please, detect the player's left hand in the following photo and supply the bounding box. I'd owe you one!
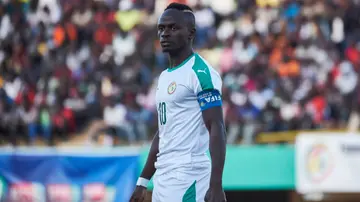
[204,185,227,202]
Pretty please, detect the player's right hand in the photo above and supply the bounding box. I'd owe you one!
[130,185,147,202]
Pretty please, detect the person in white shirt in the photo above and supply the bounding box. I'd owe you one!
[17,98,38,145]
[102,96,135,143]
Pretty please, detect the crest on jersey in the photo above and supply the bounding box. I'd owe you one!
[167,82,177,94]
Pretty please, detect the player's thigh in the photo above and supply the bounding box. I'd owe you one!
[186,166,211,202]
[194,169,210,202]
[177,170,210,202]
[152,170,201,202]
[152,167,211,202]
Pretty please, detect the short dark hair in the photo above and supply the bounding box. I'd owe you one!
[164,3,193,12]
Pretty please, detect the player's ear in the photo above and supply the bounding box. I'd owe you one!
[189,27,196,41]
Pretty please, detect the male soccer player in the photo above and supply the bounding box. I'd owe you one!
[130,3,226,202]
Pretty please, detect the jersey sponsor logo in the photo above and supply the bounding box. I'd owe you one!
[47,184,80,202]
[167,82,177,94]
[197,69,207,74]
[9,182,45,202]
[83,183,115,202]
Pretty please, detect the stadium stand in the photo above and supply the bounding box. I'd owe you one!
[1,0,360,147]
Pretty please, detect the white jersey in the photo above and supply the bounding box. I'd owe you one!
[154,53,222,174]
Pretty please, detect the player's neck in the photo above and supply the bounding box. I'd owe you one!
[168,48,194,68]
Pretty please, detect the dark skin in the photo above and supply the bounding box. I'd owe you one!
[130,8,226,202]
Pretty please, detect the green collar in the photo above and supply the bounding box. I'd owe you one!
[167,53,195,72]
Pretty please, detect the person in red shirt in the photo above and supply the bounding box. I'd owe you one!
[51,101,75,141]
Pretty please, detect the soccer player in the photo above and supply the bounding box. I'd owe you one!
[130,3,226,202]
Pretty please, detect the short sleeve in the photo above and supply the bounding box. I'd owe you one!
[191,54,223,111]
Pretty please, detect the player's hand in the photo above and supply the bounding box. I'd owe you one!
[129,185,147,202]
[204,185,226,202]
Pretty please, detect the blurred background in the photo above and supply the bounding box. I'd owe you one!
[0,0,360,201]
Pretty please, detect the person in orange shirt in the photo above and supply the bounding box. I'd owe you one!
[53,20,77,48]
[277,53,300,77]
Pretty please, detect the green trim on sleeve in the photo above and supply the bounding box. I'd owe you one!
[192,54,214,91]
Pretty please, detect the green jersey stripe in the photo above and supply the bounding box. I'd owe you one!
[192,54,214,91]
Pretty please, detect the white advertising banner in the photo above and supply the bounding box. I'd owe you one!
[296,133,360,194]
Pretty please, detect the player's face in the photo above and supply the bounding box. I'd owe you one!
[157,9,190,53]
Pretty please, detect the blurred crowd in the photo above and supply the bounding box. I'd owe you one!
[1,0,360,146]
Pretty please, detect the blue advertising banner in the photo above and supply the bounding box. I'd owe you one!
[0,147,140,202]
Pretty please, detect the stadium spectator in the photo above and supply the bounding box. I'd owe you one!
[0,89,17,145]
[51,100,75,141]
[17,95,38,145]
[101,96,135,144]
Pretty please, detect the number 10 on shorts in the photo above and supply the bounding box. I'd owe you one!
[158,102,166,125]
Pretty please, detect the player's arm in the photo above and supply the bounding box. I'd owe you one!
[201,98,226,188]
[191,57,226,195]
[198,88,227,201]
[139,130,159,181]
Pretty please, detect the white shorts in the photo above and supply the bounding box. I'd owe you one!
[152,163,211,202]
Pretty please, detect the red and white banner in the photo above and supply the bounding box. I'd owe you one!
[296,133,360,193]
